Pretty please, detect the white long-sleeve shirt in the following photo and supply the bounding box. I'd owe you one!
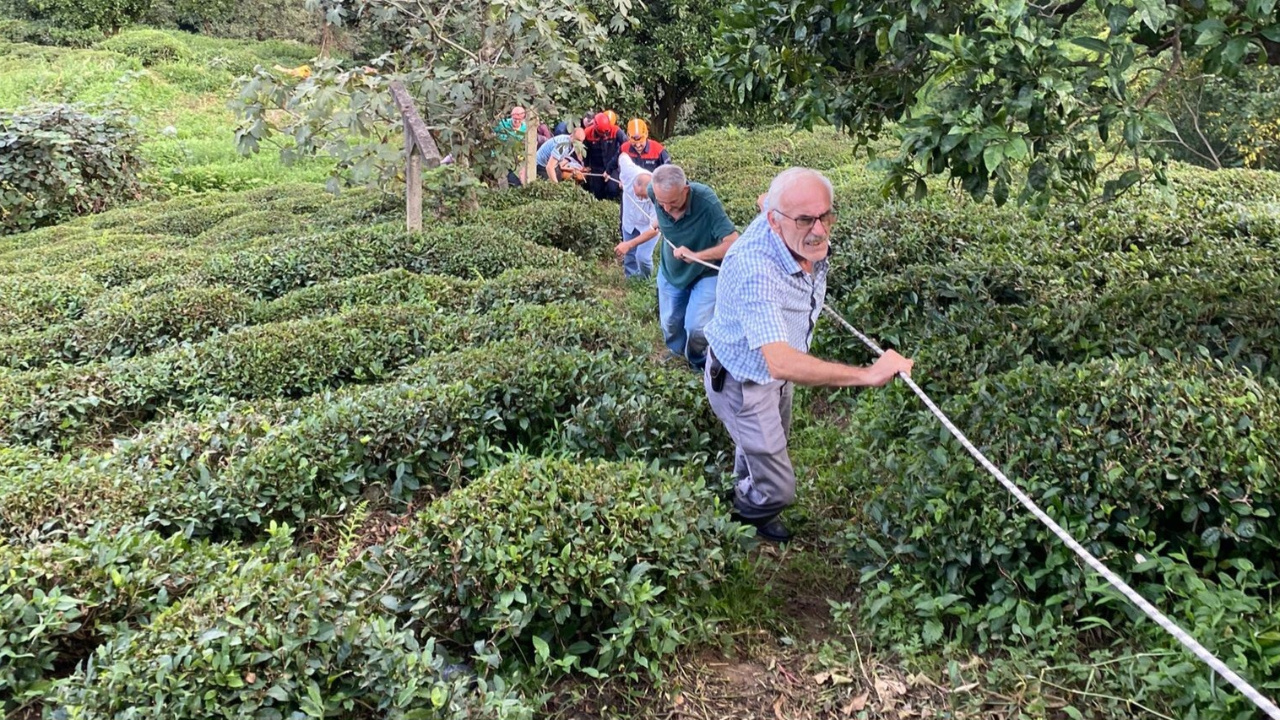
[618,154,656,235]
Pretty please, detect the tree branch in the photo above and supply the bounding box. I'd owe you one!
[1138,31,1182,109]
[1029,0,1088,20]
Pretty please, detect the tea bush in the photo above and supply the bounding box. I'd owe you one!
[484,200,620,259]
[0,525,258,708]
[476,179,596,211]
[0,273,104,333]
[0,336,721,541]
[195,223,571,300]
[96,28,191,66]
[842,356,1280,649]
[381,456,744,678]
[50,525,534,720]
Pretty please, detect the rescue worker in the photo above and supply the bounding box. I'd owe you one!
[584,111,626,201]
[620,119,671,172]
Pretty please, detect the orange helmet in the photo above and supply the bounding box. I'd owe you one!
[626,118,649,145]
[605,110,618,127]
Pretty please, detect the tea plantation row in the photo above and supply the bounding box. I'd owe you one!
[3,124,1279,717]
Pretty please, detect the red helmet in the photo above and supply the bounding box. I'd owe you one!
[593,111,614,134]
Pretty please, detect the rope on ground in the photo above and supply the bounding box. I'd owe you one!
[661,236,1280,719]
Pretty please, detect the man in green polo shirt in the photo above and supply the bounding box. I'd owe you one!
[647,164,740,369]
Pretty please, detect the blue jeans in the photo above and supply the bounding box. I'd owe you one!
[622,229,658,279]
[657,271,718,369]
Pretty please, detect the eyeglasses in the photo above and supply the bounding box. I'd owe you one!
[772,208,837,232]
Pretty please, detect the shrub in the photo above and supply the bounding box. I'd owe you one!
[49,526,534,720]
[253,269,467,323]
[817,243,1280,389]
[0,231,179,275]
[0,273,104,334]
[0,525,256,709]
[0,325,718,541]
[308,188,401,228]
[0,18,101,47]
[0,299,641,451]
[483,200,620,259]
[133,203,252,237]
[7,0,150,32]
[382,456,744,678]
[71,246,203,287]
[96,28,190,66]
[466,266,592,312]
[196,223,573,300]
[73,285,257,360]
[843,356,1280,649]
[0,104,144,235]
[476,180,595,211]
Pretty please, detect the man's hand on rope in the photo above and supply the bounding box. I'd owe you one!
[672,246,698,263]
[868,350,914,385]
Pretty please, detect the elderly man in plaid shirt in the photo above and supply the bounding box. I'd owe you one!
[704,168,914,543]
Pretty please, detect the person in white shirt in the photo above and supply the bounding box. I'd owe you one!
[613,153,661,279]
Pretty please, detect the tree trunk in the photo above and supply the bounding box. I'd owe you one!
[652,83,691,140]
[319,24,334,59]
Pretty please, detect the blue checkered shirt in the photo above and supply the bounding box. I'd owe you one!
[705,214,829,384]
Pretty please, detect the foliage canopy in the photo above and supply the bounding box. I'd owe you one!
[712,0,1280,203]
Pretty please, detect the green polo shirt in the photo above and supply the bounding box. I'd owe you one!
[648,182,738,289]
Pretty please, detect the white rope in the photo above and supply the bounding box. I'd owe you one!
[664,236,1280,718]
[581,171,623,186]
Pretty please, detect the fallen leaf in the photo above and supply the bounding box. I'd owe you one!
[773,695,786,720]
[842,691,869,716]
[875,677,907,697]
[831,672,854,685]
[813,671,832,685]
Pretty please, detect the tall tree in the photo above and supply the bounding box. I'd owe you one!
[231,0,629,189]
[712,0,1280,204]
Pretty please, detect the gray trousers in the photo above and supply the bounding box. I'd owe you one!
[704,353,796,520]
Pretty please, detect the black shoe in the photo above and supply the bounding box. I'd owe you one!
[755,517,792,544]
[729,512,792,544]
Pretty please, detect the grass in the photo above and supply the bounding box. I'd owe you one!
[0,27,332,196]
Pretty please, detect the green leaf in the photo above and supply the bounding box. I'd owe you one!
[532,635,551,662]
[983,143,1005,174]
[1070,37,1110,54]
[922,619,944,644]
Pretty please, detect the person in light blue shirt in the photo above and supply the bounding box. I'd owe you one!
[535,128,586,182]
[703,167,914,543]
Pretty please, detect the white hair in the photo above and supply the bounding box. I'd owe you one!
[765,167,833,215]
[633,171,652,194]
[651,164,687,193]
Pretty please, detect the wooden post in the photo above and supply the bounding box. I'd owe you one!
[388,81,442,232]
[524,112,539,184]
[405,139,423,232]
